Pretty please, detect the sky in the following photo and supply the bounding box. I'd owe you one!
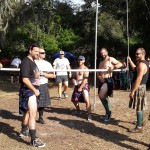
[71,0,85,5]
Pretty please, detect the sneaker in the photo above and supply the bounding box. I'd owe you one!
[128,127,143,133]
[87,114,92,121]
[104,111,112,122]
[37,117,45,124]
[62,91,68,98]
[19,129,29,137]
[31,138,46,148]
[59,97,62,101]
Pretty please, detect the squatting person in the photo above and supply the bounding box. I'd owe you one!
[71,56,92,121]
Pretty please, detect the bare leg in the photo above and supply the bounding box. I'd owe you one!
[58,82,62,97]
[63,81,68,93]
[28,95,37,130]
[82,90,91,114]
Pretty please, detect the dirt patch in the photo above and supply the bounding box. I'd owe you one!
[0,81,150,150]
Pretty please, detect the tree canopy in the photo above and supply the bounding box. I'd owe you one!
[0,0,150,65]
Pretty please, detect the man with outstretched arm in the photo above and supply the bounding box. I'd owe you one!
[97,48,123,122]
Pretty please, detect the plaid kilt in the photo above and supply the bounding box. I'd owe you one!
[129,84,148,111]
[71,83,90,103]
[38,84,50,107]
[19,85,39,115]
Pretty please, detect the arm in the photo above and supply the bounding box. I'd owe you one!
[66,64,72,78]
[129,63,146,98]
[127,56,136,71]
[22,77,39,96]
[111,57,123,69]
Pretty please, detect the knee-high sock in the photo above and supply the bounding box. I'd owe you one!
[38,107,44,118]
[137,111,143,128]
[107,97,111,111]
[101,98,110,115]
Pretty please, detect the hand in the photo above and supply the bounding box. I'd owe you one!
[40,71,44,76]
[129,91,134,99]
[69,73,72,78]
[34,89,40,97]
[127,56,131,62]
[53,74,56,78]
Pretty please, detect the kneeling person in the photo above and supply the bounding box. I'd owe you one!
[71,56,92,121]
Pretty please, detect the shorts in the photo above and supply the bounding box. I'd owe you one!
[56,75,68,83]
[71,83,90,103]
[129,84,148,111]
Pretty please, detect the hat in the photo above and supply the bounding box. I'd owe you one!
[59,51,64,55]
[78,56,85,61]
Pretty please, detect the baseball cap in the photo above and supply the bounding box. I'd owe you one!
[78,56,85,61]
[59,51,64,55]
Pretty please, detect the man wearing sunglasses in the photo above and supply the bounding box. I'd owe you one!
[53,50,72,100]
[71,56,92,121]
[128,48,149,133]
[35,48,55,124]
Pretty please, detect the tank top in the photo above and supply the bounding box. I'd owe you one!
[133,60,149,84]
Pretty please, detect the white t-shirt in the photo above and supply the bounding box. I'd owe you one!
[11,58,21,68]
[35,60,53,84]
[53,57,70,76]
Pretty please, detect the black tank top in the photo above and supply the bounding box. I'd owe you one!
[133,60,149,84]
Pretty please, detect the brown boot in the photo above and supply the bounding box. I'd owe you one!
[128,127,143,133]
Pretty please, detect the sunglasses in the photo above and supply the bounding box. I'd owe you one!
[40,52,46,54]
[135,53,142,56]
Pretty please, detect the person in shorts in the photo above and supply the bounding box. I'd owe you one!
[53,50,72,100]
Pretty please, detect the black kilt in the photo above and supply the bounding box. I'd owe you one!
[38,84,50,107]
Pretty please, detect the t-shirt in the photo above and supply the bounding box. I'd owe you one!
[53,57,70,76]
[11,58,21,68]
[35,59,53,84]
[20,57,39,86]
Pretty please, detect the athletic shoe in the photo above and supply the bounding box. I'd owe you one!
[87,114,92,121]
[31,138,46,148]
[19,129,29,137]
[128,127,143,133]
[59,97,62,101]
[104,111,112,122]
[62,91,68,98]
[37,117,45,124]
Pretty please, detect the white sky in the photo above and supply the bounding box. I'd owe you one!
[71,0,85,5]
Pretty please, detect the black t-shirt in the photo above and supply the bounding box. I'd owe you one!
[20,57,38,85]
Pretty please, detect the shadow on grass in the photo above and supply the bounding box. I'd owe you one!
[0,122,29,146]
[48,116,148,150]
[0,109,29,146]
